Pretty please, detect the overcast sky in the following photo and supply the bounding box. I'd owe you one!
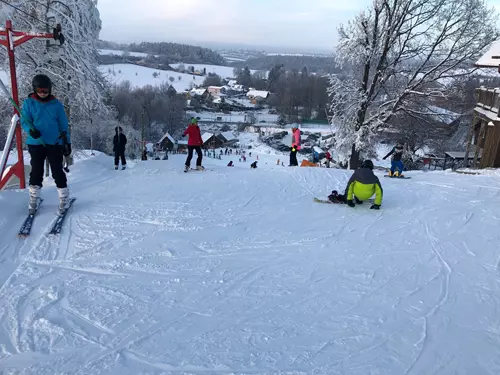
[97,0,500,52]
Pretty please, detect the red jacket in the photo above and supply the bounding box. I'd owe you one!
[183,124,203,146]
[292,128,301,150]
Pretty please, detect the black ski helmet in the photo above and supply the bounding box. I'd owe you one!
[361,159,374,169]
[32,74,52,93]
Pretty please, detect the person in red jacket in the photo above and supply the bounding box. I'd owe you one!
[183,117,204,172]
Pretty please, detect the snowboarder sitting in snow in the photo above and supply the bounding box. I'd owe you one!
[343,160,383,210]
[250,161,257,169]
[383,142,405,177]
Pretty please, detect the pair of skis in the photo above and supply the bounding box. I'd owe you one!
[18,198,76,237]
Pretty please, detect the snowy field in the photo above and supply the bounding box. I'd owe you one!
[98,64,204,91]
[170,63,267,79]
[0,65,203,93]
[1,147,500,374]
[98,49,155,58]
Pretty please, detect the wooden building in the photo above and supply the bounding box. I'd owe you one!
[157,132,175,150]
[464,41,500,168]
[202,132,224,149]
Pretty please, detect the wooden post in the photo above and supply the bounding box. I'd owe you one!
[463,113,476,168]
[64,79,73,167]
[473,122,485,167]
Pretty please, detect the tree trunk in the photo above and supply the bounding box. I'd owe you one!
[349,144,360,169]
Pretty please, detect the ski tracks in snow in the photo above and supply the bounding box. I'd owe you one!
[2,158,500,374]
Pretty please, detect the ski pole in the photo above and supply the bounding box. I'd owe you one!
[0,78,45,146]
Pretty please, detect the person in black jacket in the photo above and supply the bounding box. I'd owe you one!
[113,126,127,170]
[383,142,404,177]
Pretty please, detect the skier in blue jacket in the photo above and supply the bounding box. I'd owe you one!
[20,74,72,215]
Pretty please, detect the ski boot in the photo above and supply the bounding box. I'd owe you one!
[57,187,70,215]
[121,165,126,170]
[184,165,190,173]
[115,165,118,170]
[28,185,41,215]
[355,197,363,204]
[387,170,393,177]
[196,165,205,171]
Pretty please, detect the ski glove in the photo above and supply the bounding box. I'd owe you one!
[370,204,381,210]
[347,200,355,208]
[62,143,72,157]
[29,128,41,139]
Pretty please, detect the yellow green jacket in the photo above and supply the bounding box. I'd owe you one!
[346,168,383,205]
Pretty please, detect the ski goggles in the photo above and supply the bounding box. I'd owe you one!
[36,88,50,94]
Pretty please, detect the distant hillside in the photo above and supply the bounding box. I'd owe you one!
[97,40,226,65]
[231,55,340,74]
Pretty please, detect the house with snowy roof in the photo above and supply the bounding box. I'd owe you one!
[228,80,244,91]
[157,132,175,150]
[207,86,225,96]
[247,90,270,100]
[202,132,224,148]
[189,88,209,100]
[475,40,500,69]
[217,131,239,146]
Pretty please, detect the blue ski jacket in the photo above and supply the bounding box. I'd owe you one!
[21,94,70,146]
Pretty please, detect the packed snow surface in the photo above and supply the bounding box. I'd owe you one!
[1,151,500,374]
[98,64,205,91]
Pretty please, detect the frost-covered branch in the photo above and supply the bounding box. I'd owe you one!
[0,0,110,134]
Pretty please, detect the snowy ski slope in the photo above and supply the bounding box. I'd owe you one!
[1,152,500,374]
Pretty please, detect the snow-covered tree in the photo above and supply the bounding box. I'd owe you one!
[0,0,110,148]
[329,0,499,168]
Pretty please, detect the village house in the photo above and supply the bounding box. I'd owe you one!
[202,132,224,149]
[207,86,225,96]
[189,88,209,100]
[228,80,244,91]
[217,131,238,146]
[157,132,175,150]
[246,90,270,104]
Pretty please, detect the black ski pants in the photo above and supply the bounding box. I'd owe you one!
[114,149,126,166]
[289,149,298,166]
[28,144,67,188]
[185,146,202,167]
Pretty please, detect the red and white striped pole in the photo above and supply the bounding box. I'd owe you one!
[0,20,62,190]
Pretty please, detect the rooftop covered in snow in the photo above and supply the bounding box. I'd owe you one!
[475,40,500,68]
[157,132,175,145]
[247,90,270,99]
